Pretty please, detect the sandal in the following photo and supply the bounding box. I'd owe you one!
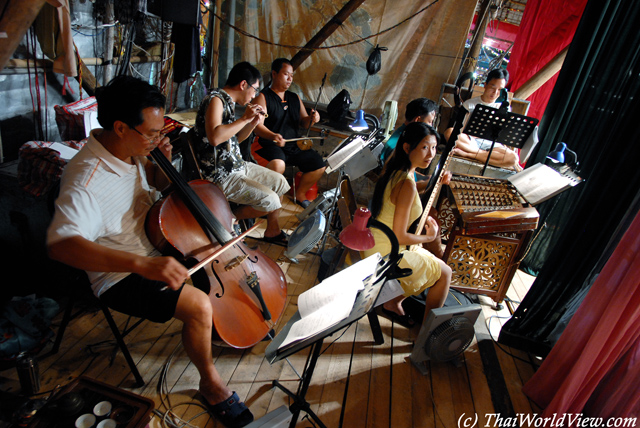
[295,199,311,209]
[381,307,416,328]
[199,392,254,428]
[262,230,289,244]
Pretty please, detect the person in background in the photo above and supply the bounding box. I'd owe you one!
[47,76,254,427]
[194,61,290,244]
[447,68,521,170]
[380,97,446,259]
[253,58,326,209]
[380,98,439,165]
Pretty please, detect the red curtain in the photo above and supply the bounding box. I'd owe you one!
[507,0,588,120]
[522,209,640,417]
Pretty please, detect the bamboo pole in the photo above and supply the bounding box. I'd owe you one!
[460,0,492,77]
[4,56,163,69]
[290,0,366,70]
[77,57,98,96]
[513,46,569,100]
[103,0,115,85]
[0,0,47,72]
[212,0,223,87]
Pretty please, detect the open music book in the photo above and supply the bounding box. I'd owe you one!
[325,135,367,173]
[278,253,381,350]
[508,163,582,205]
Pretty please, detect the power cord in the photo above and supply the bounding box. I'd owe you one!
[151,344,210,428]
[485,315,542,368]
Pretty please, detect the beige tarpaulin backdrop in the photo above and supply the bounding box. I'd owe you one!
[217,0,477,118]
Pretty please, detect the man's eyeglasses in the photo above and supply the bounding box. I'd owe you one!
[132,127,164,144]
[247,83,260,96]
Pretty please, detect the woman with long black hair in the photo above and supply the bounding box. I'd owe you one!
[364,122,452,327]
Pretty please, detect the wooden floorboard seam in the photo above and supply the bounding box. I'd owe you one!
[474,311,517,419]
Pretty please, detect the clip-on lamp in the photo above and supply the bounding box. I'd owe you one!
[545,142,580,174]
[339,207,411,281]
[547,142,566,163]
[349,109,369,132]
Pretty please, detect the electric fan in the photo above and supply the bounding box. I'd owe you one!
[296,189,339,221]
[379,100,398,141]
[285,210,326,260]
[410,304,481,375]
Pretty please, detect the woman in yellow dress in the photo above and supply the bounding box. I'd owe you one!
[364,122,452,326]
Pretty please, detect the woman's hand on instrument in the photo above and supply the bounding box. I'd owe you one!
[423,217,440,242]
[273,134,286,147]
[139,256,189,290]
[441,171,452,185]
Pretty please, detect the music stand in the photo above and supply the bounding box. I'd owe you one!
[464,104,539,175]
[264,260,388,428]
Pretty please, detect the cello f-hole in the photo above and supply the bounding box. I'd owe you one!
[209,259,226,298]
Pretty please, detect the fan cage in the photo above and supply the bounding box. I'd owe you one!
[424,317,475,362]
[286,211,326,257]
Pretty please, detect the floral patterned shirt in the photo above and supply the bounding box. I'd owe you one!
[194,89,245,183]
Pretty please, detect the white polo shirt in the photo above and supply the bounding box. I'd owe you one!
[47,130,162,297]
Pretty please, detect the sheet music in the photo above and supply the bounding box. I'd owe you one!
[278,254,381,350]
[374,279,404,307]
[325,136,366,173]
[508,163,578,205]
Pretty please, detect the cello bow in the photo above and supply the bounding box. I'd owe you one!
[146,147,287,347]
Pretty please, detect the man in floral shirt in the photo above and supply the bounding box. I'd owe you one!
[195,62,290,243]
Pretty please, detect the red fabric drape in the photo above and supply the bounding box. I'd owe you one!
[522,209,640,418]
[507,0,587,120]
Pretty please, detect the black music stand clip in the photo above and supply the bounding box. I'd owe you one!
[464,104,539,175]
[264,257,388,428]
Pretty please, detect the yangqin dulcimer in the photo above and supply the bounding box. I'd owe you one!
[435,173,540,308]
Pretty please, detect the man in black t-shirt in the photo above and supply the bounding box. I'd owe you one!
[253,58,326,208]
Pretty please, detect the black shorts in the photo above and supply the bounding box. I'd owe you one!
[254,141,325,173]
[99,274,184,323]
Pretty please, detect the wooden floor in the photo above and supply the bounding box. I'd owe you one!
[0,196,543,428]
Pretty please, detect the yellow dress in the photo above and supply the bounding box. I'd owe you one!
[363,171,442,296]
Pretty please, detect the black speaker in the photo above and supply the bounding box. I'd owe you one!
[147,0,199,26]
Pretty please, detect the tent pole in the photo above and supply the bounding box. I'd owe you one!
[290,0,366,70]
[0,0,47,72]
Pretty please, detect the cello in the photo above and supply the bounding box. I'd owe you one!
[145,146,287,349]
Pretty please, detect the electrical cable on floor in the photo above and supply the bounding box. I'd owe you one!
[337,322,360,428]
[427,365,453,428]
[485,315,542,368]
[504,296,522,305]
[319,323,353,357]
[152,344,209,428]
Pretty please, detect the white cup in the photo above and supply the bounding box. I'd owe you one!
[97,419,117,428]
[93,401,112,417]
[75,413,96,428]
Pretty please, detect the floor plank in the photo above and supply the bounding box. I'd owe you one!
[341,320,376,428]
[2,198,544,428]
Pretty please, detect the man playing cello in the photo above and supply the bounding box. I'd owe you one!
[47,76,254,428]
